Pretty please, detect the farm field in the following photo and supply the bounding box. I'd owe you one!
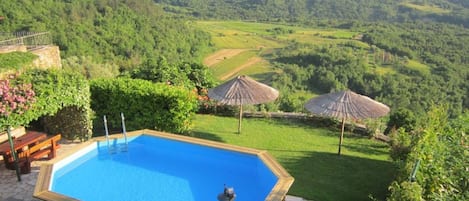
[197,21,429,84]
[191,114,395,201]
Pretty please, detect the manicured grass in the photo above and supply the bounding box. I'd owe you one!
[191,114,396,201]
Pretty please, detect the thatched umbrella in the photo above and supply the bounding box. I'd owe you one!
[208,75,279,134]
[305,90,390,155]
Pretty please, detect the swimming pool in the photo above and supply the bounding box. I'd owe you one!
[34,130,294,201]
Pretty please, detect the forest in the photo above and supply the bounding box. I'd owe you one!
[156,0,469,26]
[0,0,213,74]
[270,21,469,117]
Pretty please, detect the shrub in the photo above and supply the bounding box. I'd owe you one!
[90,78,197,134]
[18,69,93,141]
[386,106,469,201]
[387,181,424,201]
[389,128,413,162]
[385,108,417,134]
[0,70,92,141]
[197,98,237,116]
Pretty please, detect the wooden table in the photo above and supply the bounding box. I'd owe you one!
[0,131,47,170]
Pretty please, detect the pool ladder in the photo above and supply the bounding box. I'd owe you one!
[104,113,129,154]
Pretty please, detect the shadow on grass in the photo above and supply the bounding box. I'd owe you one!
[343,143,390,156]
[257,117,324,130]
[280,151,396,201]
[190,131,226,143]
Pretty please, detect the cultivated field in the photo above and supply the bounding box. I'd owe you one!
[197,21,428,83]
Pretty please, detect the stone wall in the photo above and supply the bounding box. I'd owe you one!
[29,46,62,69]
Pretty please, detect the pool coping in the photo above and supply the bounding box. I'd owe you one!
[34,129,294,201]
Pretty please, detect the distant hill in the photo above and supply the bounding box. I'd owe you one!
[0,0,212,68]
[155,0,469,26]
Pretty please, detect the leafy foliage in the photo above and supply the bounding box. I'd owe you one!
[386,108,417,134]
[0,69,92,140]
[389,128,413,162]
[156,0,469,26]
[126,56,216,92]
[19,69,92,141]
[387,181,424,201]
[388,106,469,200]
[62,56,119,79]
[90,78,197,134]
[0,0,212,68]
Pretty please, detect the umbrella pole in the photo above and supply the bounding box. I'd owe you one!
[338,117,345,156]
[7,126,21,181]
[238,105,243,134]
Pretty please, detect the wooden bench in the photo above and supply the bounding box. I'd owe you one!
[27,134,61,160]
[17,134,61,173]
[1,130,47,170]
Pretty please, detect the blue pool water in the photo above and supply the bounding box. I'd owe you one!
[51,135,278,201]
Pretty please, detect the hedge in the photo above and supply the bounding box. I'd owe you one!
[90,78,197,135]
[1,69,92,141]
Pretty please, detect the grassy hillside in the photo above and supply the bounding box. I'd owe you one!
[198,21,427,83]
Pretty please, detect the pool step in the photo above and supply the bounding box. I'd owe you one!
[120,143,128,152]
[107,143,128,154]
[108,146,117,154]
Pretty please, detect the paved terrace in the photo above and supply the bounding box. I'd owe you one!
[0,140,79,201]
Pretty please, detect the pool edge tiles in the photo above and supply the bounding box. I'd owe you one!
[34,129,294,201]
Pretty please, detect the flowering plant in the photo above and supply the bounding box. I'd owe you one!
[0,74,35,122]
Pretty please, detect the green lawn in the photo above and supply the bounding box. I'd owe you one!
[191,114,396,201]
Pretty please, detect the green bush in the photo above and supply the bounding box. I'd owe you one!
[387,106,469,201]
[385,108,417,134]
[387,181,424,201]
[90,78,197,134]
[1,69,93,141]
[42,106,93,141]
[389,128,413,162]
